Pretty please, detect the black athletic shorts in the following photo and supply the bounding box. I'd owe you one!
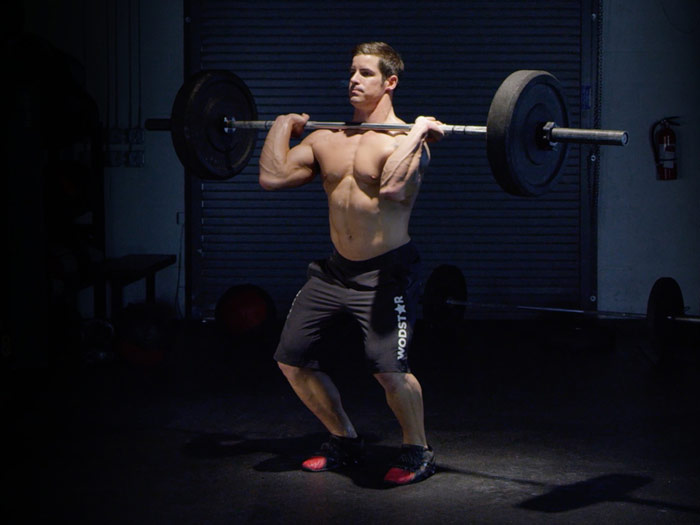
[274,242,422,373]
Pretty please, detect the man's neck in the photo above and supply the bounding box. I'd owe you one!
[352,95,398,123]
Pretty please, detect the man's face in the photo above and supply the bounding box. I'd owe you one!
[348,54,394,109]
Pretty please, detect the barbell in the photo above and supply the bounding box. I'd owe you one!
[145,69,628,197]
[422,264,699,357]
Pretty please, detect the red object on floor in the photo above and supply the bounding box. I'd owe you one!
[383,467,415,485]
[302,456,328,472]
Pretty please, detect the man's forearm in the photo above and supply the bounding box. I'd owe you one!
[259,120,294,189]
[380,128,428,202]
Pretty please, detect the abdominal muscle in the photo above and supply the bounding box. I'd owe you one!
[325,169,413,262]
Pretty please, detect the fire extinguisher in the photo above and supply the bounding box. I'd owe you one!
[651,117,679,180]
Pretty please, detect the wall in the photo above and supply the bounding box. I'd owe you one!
[15,0,700,330]
[600,0,700,315]
[102,0,185,315]
[190,1,592,319]
[18,0,185,318]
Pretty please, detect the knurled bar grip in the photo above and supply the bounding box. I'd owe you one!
[223,118,487,136]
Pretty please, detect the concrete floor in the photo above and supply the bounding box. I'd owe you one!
[5,318,700,524]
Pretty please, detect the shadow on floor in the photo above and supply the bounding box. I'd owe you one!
[183,431,434,490]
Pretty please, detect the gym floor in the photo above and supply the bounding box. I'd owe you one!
[6,317,700,524]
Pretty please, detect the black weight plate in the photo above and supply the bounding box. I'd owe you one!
[422,264,467,327]
[171,73,203,175]
[646,277,685,357]
[171,70,258,180]
[486,70,569,197]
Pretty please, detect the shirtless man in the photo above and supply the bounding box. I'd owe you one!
[259,42,443,486]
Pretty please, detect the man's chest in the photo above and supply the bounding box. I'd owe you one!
[313,131,399,186]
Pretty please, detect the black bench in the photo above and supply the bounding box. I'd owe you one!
[92,254,176,318]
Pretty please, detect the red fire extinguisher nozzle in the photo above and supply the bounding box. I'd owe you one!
[650,117,679,181]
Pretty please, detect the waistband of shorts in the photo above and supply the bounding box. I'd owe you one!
[329,241,418,273]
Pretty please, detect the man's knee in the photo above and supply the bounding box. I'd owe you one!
[278,362,318,386]
[278,361,300,380]
[374,372,416,394]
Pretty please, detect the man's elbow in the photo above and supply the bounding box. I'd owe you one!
[259,177,276,191]
[259,171,282,191]
[379,184,408,202]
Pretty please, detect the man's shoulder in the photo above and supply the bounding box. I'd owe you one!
[302,128,334,145]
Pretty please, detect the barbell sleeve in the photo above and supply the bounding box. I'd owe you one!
[549,126,629,146]
[675,315,700,324]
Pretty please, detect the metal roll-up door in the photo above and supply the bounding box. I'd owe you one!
[185,0,597,318]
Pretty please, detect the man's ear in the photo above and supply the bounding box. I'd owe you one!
[385,74,399,93]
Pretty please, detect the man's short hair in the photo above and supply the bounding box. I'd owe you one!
[352,42,404,80]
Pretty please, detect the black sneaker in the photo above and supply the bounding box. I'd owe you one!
[301,434,364,472]
[383,444,436,485]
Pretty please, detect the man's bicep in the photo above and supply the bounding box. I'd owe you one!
[284,141,318,182]
[288,141,316,171]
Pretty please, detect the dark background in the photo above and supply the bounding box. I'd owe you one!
[4,0,699,368]
[3,1,700,523]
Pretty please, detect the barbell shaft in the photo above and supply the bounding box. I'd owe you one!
[223,117,628,147]
[445,298,697,323]
[223,117,488,137]
[151,69,631,191]
[445,298,641,319]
